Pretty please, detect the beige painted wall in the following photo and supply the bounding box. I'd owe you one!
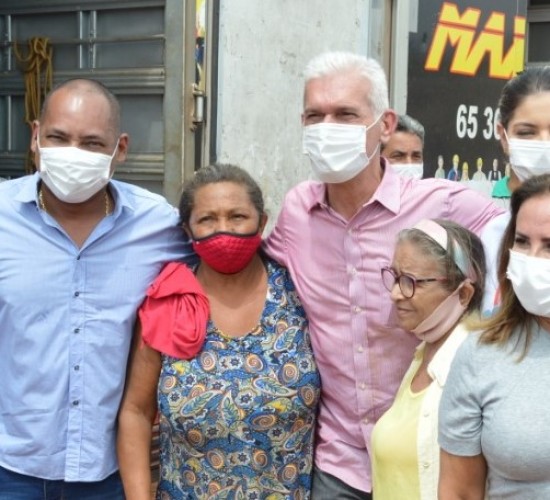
[216,0,373,229]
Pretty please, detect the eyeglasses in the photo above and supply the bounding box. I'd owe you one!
[381,266,447,299]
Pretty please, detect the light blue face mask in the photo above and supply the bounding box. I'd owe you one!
[302,114,383,184]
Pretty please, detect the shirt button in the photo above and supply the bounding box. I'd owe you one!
[74,365,80,371]
[74,328,80,334]
[72,400,79,406]
[74,291,80,297]
[423,462,430,469]
[359,383,366,390]
[363,418,369,424]
[357,346,364,353]
[353,306,361,313]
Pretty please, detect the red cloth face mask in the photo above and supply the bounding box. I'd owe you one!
[192,231,262,274]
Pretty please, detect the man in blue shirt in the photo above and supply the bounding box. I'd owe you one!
[0,79,193,499]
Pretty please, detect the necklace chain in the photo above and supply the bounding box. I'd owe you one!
[38,189,111,216]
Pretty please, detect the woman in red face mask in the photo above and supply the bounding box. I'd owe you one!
[117,163,320,499]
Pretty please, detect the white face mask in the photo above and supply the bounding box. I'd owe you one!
[507,249,550,317]
[507,135,550,181]
[302,118,381,184]
[38,140,118,203]
[391,163,423,180]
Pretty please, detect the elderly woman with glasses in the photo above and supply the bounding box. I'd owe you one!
[370,219,486,500]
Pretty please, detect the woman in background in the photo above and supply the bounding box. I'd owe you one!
[482,65,550,315]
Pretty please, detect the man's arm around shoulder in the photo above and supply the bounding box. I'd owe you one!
[444,181,506,235]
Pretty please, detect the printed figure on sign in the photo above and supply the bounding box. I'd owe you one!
[461,161,470,181]
[435,155,446,178]
[472,157,487,181]
[488,158,503,182]
[447,154,460,181]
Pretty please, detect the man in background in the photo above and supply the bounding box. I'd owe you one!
[381,113,424,179]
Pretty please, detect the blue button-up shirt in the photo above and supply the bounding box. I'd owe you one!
[0,174,194,481]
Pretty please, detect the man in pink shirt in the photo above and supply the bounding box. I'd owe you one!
[264,51,503,499]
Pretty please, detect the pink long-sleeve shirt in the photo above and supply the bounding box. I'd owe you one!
[264,163,504,492]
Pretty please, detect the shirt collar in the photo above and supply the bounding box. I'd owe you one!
[15,172,41,204]
[422,322,469,387]
[304,156,403,214]
[304,181,329,213]
[371,157,401,214]
[108,179,134,216]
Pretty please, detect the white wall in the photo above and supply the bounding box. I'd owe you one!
[216,0,372,228]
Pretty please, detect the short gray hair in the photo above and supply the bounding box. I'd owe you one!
[397,219,486,313]
[396,114,425,144]
[303,51,389,115]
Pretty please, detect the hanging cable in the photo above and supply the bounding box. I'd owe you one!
[13,37,53,173]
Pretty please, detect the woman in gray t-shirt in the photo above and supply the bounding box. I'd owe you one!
[438,172,550,498]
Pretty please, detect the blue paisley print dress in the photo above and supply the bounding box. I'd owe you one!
[156,258,320,499]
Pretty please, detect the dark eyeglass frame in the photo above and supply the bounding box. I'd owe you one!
[381,266,448,299]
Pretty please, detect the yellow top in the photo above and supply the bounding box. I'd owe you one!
[371,352,426,500]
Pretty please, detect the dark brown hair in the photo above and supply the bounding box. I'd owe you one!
[479,173,550,355]
[178,163,265,225]
[498,66,550,129]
